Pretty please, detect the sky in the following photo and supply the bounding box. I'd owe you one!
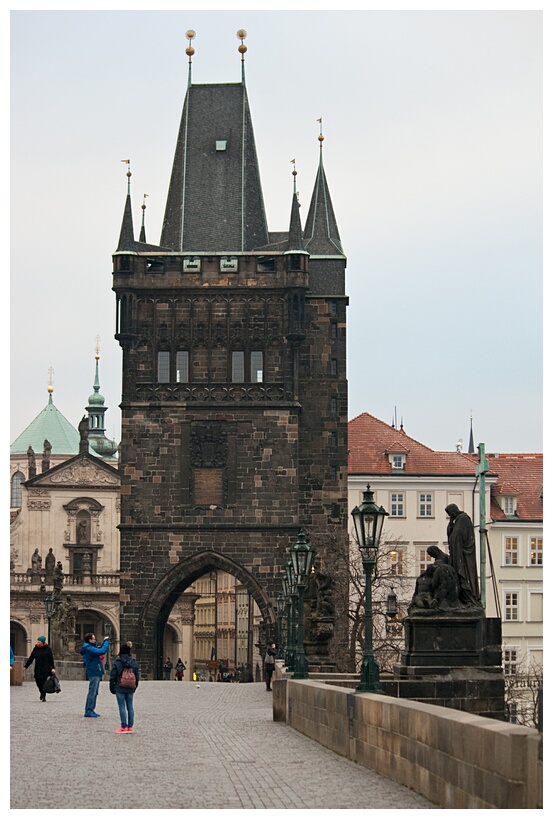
[9,5,543,455]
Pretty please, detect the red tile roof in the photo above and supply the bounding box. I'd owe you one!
[348,414,543,523]
[348,413,477,476]
[480,453,543,522]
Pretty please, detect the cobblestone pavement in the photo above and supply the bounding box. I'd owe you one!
[11,680,434,810]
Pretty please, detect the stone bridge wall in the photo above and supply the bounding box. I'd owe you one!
[273,676,542,809]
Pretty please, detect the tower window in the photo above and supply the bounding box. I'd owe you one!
[176,351,189,383]
[330,359,338,376]
[250,351,263,383]
[232,351,245,383]
[157,351,170,382]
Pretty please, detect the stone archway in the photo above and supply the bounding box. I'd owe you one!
[137,551,274,679]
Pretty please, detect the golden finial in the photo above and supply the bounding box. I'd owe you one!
[317,118,324,146]
[121,158,131,178]
[47,367,54,394]
[237,29,247,59]
[142,193,149,211]
[95,336,101,361]
[186,29,196,61]
[290,158,297,177]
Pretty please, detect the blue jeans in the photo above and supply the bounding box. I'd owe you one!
[85,676,101,715]
[115,689,135,728]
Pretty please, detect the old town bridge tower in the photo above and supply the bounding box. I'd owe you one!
[112,33,348,677]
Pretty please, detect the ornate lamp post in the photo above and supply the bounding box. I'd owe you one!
[385,586,403,636]
[44,592,55,646]
[285,560,298,672]
[276,594,285,660]
[290,529,315,680]
[104,620,113,672]
[351,484,388,692]
[282,571,292,668]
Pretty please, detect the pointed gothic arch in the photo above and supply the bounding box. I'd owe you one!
[138,551,274,679]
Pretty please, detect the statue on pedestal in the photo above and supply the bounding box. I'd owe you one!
[31,548,42,573]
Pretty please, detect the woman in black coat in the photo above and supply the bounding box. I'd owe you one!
[24,636,56,701]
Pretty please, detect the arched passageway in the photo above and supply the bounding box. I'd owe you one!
[136,551,274,679]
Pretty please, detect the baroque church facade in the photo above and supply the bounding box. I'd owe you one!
[113,34,349,676]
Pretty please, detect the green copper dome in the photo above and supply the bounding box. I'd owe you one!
[10,391,80,455]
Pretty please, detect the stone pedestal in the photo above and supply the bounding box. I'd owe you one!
[305,616,337,673]
[387,616,505,720]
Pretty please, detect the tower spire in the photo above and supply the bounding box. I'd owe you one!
[237,29,247,84]
[117,159,135,251]
[186,30,195,87]
[286,160,306,253]
[468,412,475,454]
[139,193,149,243]
[304,120,344,256]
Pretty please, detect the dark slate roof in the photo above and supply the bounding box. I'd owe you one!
[160,83,269,252]
[348,412,478,476]
[286,191,306,253]
[304,155,344,256]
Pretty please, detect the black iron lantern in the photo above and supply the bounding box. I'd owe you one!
[290,529,315,584]
[351,484,388,562]
[350,485,388,693]
[386,587,398,619]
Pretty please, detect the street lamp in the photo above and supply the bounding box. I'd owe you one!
[104,620,112,671]
[276,594,285,660]
[285,560,298,672]
[44,593,55,645]
[290,529,315,679]
[351,484,388,692]
[386,586,403,636]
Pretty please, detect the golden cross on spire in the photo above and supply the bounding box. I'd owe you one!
[95,335,101,359]
[47,367,54,393]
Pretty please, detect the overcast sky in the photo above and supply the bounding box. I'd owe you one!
[9,6,543,455]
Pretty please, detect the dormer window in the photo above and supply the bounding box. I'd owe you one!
[385,444,409,471]
[502,495,517,516]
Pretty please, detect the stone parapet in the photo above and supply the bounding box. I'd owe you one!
[275,677,542,809]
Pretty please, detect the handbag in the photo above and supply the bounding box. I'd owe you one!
[42,674,61,694]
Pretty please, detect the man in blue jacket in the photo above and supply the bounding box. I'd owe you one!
[80,632,109,717]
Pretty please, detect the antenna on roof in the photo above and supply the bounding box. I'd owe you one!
[185,30,196,87]
[456,439,463,453]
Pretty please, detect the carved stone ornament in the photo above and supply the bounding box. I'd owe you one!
[50,457,119,485]
[190,424,228,467]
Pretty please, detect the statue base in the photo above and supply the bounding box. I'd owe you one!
[386,616,505,720]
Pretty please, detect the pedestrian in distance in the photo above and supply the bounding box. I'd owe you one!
[162,656,173,680]
[24,636,55,702]
[109,641,139,733]
[264,641,277,691]
[79,632,109,717]
[175,658,186,681]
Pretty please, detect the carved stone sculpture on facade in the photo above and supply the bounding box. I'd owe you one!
[53,594,78,647]
[30,548,42,573]
[44,548,56,577]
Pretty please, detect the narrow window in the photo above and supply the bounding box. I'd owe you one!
[418,548,433,575]
[505,592,519,621]
[250,351,263,383]
[390,493,404,517]
[418,493,433,517]
[529,537,542,566]
[504,648,518,676]
[390,548,404,576]
[176,351,189,383]
[11,471,25,507]
[505,537,519,566]
[231,351,245,383]
[330,359,338,376]
[331,323,338,339]
[157,351,170,382]
[330,397,338,415]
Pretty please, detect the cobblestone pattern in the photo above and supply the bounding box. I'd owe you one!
[11,680,434,809]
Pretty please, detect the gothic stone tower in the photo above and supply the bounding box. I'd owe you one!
[112,36,348,677]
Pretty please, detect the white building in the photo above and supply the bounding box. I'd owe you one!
[347,413,543,699]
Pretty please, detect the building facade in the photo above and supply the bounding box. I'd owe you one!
[113,37,348,676]
[348,412,543,720]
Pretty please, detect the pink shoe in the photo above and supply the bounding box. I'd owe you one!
[115,727,127,733]
[125,727,133,733]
